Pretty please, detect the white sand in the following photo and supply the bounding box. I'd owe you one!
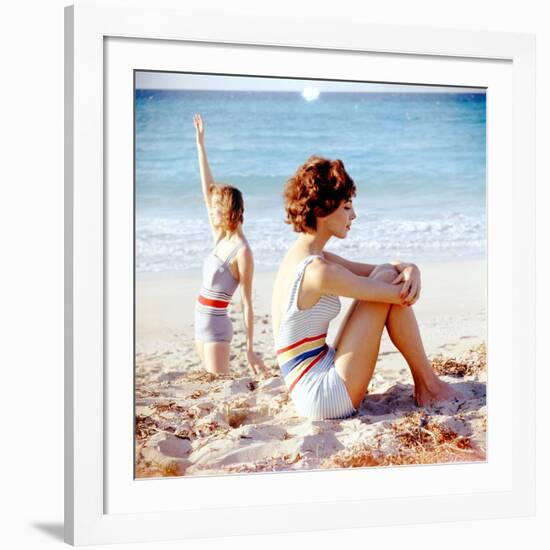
[135,258,486,477]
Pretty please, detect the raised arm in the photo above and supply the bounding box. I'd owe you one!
[193,114,219,243]
[237,246,268,376]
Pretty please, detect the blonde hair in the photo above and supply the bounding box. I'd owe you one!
[209,184,244,233]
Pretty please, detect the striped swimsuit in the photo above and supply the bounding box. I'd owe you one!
[275,255,356,420]
[194,242,242,343]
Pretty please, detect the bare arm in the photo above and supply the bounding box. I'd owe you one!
[323,251,421,304]
[312,258,410,305]
[237,247,267,375]
[322,250,377,277]
[390,260,422,304]
[193,114,219,243]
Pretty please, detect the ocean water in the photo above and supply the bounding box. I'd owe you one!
[135,89,486,274]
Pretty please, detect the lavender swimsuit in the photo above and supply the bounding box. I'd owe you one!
[195,243,243,343]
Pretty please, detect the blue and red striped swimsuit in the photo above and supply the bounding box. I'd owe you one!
[274,255,356,419]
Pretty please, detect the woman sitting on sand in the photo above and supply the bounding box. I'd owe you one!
[193,114,266,376]
[272,155,461,420]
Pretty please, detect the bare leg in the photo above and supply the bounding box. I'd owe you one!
[333,264,460,408]
[195,340,205,364]
[195,340,231,374]
[333,266,394,407]
[385,304,461,406]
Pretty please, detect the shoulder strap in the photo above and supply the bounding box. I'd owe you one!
[285,255,321,313]
[223,242,244,266]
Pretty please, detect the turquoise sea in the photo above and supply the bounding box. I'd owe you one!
[135,88,486,274]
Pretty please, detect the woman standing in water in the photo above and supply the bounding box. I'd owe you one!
[272,155,461,419]
[193,114,266,376]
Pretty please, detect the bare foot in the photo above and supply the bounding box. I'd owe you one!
[414,378,464,407]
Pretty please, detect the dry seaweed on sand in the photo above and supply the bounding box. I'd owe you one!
[323,411,485,469]
[135,342,487,477]
[182,371,233,383]
[322,443,484,469]
[153,401,192,415]
[135,414,158,441]
[431,343,486,377]
[214,453,304,474]
[224,400,252,428]
[135,458,185,478]
[393,412,472,450]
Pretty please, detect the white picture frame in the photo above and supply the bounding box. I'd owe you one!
[65,0,536,545]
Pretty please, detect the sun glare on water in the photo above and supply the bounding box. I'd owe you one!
[302,88,320,101]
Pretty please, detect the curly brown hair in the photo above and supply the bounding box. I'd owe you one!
[210,184,244,233]
[283,156,356,232]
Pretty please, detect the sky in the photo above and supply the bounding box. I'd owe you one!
[135,71,486,93]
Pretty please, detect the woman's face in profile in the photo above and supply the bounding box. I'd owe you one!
[209,196,223,228]
[321,199,356,239]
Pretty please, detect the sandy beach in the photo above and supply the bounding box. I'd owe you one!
[135,258,487,478]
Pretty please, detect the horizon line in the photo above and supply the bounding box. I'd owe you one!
[136,87,486,94]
